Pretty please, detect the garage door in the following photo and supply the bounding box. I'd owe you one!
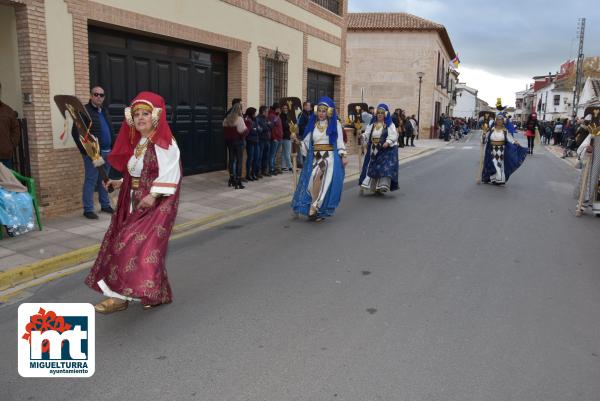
[89,27,228,175]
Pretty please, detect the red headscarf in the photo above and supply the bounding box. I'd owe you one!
[108,91,174,173]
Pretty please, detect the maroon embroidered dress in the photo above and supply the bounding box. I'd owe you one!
[85,92,181,306]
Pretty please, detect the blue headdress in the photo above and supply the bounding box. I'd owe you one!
[303,96,338,144]
[376,103,393,127]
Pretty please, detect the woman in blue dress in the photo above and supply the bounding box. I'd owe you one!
[292,97,347,221]
[481,113,527,185]
[359,103,399,194]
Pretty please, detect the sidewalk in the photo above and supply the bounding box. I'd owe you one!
[544,144,579,168]
[0,139,451,291]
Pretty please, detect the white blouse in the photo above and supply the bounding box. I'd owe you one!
[126,137,181,195]
[363,122,398,146]
[489,129,515,144]
[301,120,346,157]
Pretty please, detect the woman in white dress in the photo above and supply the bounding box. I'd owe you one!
[358,103,399,194]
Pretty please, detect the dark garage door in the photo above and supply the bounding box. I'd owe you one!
[307,70,334,105]
[89,27,228,175]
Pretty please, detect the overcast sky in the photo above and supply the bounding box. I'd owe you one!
[347,0,600,106]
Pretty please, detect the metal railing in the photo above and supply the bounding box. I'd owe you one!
[310,0,340,15]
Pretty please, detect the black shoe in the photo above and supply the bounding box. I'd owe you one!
[235,178,245,189]
[246,176,255,181]
[83,211,99,220]
[256,174,263,179]
[101,206,114,214]
[228,175,234,187]
[252,175,259,180]
[264,172,272,177]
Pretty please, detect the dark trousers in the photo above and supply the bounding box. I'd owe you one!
[527,136,535,151]
[405,135,414,146]
[246,141,260,177]
[226,140,244,178]
[260,140,271,173]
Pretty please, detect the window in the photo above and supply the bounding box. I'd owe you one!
[553,94,560,106]
[442,60,446,88]
[310,0,341,15]
[436,52,441,85]
[264,57,288,107]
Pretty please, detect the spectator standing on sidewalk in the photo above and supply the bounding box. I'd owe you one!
[244,107,259,181]
[269,103,283,175]
[280,103,293,172]
[553,119,563,145]
[404,113,414,146]
[223,102,248,189]
[257,106,272,177]
[296,101,313,168]
[409,114,418,144]
[0,82,20,169]
[72,86,115,219]
[438,113,446,139]
[443,115,452,142]
[543,121,553,145]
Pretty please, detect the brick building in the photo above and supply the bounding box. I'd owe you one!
[0,0,347,217]
[345,12,457,138]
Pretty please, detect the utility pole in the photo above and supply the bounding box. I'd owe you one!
[572,17,585,118]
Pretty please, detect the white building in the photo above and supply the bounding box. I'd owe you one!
[535,79,573,122]
[514,89,526,124]
[577,77,600,117]
[454,83,478,119]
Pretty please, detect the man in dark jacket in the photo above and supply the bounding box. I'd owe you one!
[71,86,114,219]
[256,106,272,177]
[296,101,312,168]
[0,82,20,169]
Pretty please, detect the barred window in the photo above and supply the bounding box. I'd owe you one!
[553,94,560,106]
[264,57,287,107]
[310,0,340,15]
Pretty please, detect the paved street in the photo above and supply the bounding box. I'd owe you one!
[1,132,599,401]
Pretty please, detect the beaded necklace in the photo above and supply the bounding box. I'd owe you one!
[128,134,153,175]
[316,120,328,134]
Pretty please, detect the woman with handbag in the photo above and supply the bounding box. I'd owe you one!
[223,102,249,189]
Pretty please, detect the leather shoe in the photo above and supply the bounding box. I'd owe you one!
[83,211,99,219]
[94,298,128,314]
[101,206,114,214]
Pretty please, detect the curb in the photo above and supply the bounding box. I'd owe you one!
[0,147,438,294]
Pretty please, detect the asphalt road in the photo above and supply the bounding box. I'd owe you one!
[2,132,600,401]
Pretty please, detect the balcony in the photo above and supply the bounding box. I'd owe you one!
[311,0,341,15]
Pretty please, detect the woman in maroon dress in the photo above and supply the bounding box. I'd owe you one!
[85,91,181,313]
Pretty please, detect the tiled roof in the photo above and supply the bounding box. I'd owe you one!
[348,12,444,30]
[348,12,456,58]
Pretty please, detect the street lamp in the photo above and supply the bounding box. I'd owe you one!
[416,72,425,137]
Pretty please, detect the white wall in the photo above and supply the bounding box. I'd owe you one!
[96,0,341,109]
[46,0,76,149]
[454,90,477,119]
